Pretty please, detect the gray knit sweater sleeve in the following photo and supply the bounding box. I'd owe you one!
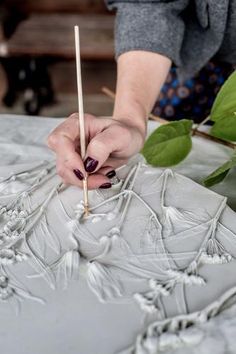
[106,0,189,66]
[105,0,230,80]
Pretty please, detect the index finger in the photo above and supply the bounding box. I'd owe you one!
[47,114,80,151]
[47,120,85,175]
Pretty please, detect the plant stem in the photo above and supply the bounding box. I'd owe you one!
[192,130,236,149]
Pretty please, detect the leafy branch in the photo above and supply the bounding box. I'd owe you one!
[141,71,236,187]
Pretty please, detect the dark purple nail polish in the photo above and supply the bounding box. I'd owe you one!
[99,182,112,189]
[84,156,98,173]
[73,169,84,181]
[106,170,116,179]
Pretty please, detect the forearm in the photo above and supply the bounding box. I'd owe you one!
[113,50,171,136]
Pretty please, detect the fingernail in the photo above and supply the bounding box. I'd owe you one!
[73,169,84,181]
[99,182,112,189]
[106,170,116,179]
[84,156,98,173]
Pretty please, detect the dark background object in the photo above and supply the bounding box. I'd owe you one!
[0,0,116,116]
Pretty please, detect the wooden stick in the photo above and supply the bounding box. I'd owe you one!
[101,86,115,100]
[74,25,89,216]
[149,113,170,125]
[101,86,167,124]
[101,86,236,150]
[193,115,211,132]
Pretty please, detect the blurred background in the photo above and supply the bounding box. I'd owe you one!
[0,0,116,117]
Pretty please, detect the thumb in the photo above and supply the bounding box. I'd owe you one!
[84,124,131,173]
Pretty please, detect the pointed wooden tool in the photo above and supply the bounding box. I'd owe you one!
[74,25,89,216]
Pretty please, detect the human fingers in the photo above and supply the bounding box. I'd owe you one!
[54,138,86,181]
[48,113,111,179]
[87,173,111,189]
[56,158,84,187]
[103,157,128,170]
[57,159,112,189]
[83,123,138,174]
[58,167,111,190]
[96,156,128,178]
[57,152,116,189]
[48,117,87,180]
[47,113,80,151]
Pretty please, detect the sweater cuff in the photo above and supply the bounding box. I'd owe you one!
[109,2,188,67]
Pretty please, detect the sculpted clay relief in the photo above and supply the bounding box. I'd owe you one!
[0,155,236,353]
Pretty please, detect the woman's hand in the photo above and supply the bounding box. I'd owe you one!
[47,113,145,189]
[47,51,171,190]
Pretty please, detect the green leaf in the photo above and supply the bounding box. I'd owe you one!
[210,113,236,141]
[142,119,193,167]
[203,152,236,187]
[210,70,236,122]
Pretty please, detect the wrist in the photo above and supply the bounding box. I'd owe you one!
[113,115,147,142]
[113,101,148,139]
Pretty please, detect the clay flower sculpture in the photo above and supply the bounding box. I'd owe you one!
[0,156,236,353]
